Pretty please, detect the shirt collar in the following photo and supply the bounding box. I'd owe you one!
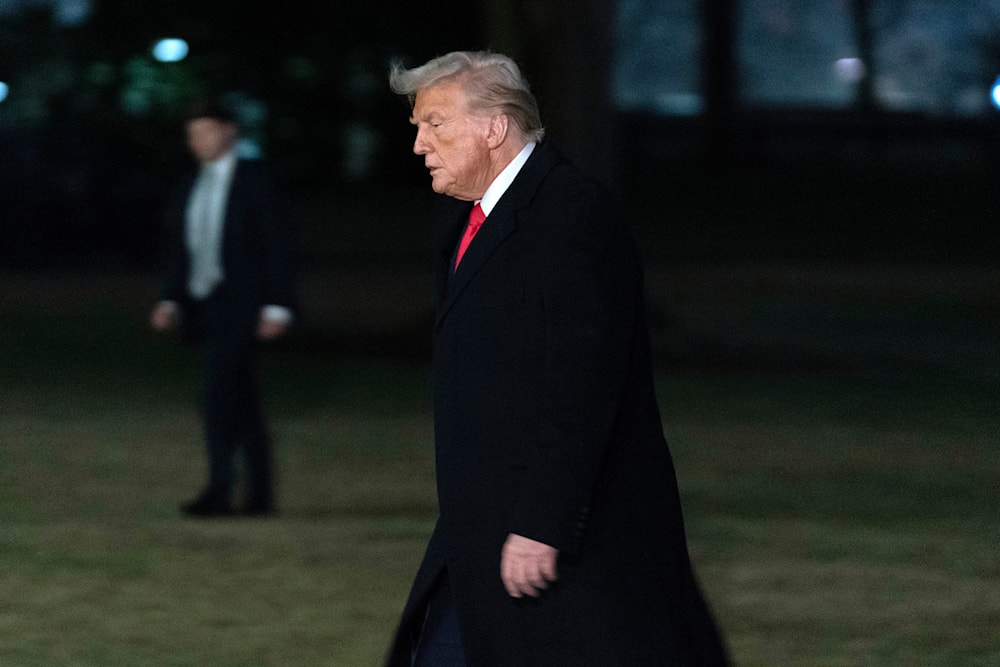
[478,142,536,216]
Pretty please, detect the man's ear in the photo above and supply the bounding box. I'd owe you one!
[485,114,509,149]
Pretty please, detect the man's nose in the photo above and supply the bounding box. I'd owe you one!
[413,129,430,155]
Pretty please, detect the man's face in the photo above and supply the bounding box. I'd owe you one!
[186,118,237,163]
[410,81,494,201]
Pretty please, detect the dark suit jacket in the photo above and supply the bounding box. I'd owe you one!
[386,141,728,666]
[160,158,296,332]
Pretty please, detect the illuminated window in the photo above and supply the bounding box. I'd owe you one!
[614,0,1000,117]
[613,0,701,115]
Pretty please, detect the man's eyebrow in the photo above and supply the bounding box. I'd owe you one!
[411,110,444,125]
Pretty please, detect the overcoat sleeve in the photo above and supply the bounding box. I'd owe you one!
[245,163,297,310]
[508,182,640,555]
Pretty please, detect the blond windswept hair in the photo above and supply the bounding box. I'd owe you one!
[389,51,545,143]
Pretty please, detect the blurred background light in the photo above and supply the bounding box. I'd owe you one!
[992,76,1000,110]
[834,58,866,83]
[0,82,8,103]
[54,0,91,26]
[152,38,189,63]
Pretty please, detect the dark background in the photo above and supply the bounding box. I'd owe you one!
[1,0,997,305]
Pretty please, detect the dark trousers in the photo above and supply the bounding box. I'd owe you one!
[412,573,467,667]
[188,293,273,507]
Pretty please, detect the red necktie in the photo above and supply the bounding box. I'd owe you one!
[454,203,486,269]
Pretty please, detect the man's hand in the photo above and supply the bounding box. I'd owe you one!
[257,316,288,341]
[500,533,559,598]
[149,302,177,332]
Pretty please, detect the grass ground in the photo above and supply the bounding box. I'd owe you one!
[1,266,997,665]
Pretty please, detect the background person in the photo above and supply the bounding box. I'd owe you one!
[149,99,296,518]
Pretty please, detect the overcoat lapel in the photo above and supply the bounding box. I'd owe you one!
[432,202,471,309]
[433,141,562,329]
[220,160,244,250]
[435,204,517,327]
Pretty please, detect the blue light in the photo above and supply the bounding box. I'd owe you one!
[152,38,189,63]
[55,0,92,26]
[992,76,1000,110]
[0,82,8,103]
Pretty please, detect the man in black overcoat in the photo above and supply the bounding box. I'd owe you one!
[385,51,730,666]
[150,100,296,517]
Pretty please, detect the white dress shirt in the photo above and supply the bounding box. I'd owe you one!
[186,150,236,299]
[478,142,536,215]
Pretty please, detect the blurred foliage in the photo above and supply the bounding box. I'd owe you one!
[0,0,485,185]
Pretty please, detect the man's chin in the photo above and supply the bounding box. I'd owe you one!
[432,183,473,201]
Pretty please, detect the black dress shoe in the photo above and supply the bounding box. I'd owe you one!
[181,494,234,517]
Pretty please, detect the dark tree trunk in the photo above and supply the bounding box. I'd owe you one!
[699,0,738,164]
[481,0,618,192]
[849,0,878,112]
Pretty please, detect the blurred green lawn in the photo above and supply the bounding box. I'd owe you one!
[1,267,997,666]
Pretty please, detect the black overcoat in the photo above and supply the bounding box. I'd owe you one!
[386,141,729,666]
